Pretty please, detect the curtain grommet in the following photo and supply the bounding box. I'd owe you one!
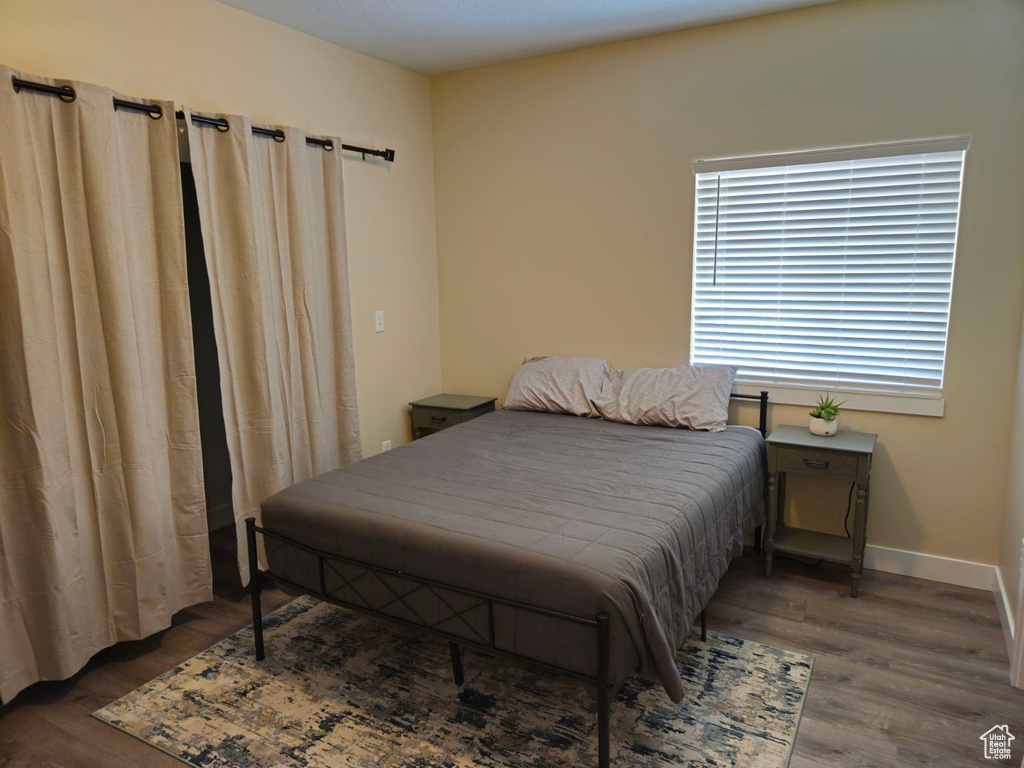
[11,75,77,103]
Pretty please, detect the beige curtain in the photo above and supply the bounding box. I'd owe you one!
[0,68,211,703]
[186,112,361,584]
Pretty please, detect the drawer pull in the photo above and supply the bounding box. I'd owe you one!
[430,415,447,423]
[803,459,830,470]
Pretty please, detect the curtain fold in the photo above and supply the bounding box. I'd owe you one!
[0,67,211,703]
[185,112,361,585]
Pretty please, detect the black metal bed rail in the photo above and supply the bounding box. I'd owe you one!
[245,517,613,766]
[252,523,600,629]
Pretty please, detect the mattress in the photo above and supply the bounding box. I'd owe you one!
[261,409,765,703]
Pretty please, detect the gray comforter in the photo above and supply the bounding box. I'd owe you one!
[261,409,765,702]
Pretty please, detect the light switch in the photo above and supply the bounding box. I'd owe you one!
[374,310,385,333]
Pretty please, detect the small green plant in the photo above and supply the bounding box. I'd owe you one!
[809,393,844,422]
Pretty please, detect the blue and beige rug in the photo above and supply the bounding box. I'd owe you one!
[94,596,813,767]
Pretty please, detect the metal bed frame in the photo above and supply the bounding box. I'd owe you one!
[245,390,768,768]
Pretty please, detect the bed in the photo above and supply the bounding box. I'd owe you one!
[247,391,768,768]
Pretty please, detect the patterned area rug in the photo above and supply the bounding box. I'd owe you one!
[94,596,813,767]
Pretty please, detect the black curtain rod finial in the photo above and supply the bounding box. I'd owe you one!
[340,145,395,162]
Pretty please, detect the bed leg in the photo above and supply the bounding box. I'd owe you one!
[700,609,707,642]
[245,517,265,661]
[448,641,464,686]
[596,611,610,768]
[754,524,763,553]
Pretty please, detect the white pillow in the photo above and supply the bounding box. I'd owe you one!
[593,364,738,432]
[503,356,610,417]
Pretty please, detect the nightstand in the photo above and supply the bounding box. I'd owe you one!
[764,425,877,597]
[409,394,497,440]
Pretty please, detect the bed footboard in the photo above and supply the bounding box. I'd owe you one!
[244,516,614,768]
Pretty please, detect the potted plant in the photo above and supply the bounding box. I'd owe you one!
[809,393,844,437]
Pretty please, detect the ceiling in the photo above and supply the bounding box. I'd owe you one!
[214,0,838,75]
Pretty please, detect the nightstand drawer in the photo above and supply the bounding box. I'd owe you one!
[775,447,859,479]
[411,407,463,432]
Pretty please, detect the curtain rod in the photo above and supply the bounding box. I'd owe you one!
[11,76,396,163]
[174,111,395,161]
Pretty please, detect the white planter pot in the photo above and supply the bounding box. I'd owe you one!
[809,416,838,436]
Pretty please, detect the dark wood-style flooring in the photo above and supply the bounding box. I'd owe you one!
[1,540,1020,767]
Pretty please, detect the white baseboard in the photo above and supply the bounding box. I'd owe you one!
[859,543,1022,687]
[863,544,995,591]
[994,568,1016,662]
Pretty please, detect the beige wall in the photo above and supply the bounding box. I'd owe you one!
[0,0,441,459]
[1002,306,1024,623]
[4,0,1024,570]
[431,0,1024,564]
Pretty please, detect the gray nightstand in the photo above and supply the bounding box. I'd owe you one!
[409,394,496,440]
[764,425,877,597]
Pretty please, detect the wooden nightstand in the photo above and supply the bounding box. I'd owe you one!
[764,425,877,597]
[409,394,497,440]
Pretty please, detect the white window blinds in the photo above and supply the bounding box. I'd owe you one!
[691,139,967,396]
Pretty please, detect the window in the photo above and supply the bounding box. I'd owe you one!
[691,138,968,407]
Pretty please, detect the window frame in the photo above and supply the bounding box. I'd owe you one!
[689,137,970,418]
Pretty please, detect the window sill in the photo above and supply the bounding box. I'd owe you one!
[733,382,945,418]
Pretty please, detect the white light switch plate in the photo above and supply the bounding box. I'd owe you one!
[374,310,385,333]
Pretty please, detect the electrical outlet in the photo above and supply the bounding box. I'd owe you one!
[382,440,392,452]
[374,310,385,333]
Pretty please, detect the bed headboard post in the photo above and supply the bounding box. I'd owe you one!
[728,390,770,436]
[758,390,769,437]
